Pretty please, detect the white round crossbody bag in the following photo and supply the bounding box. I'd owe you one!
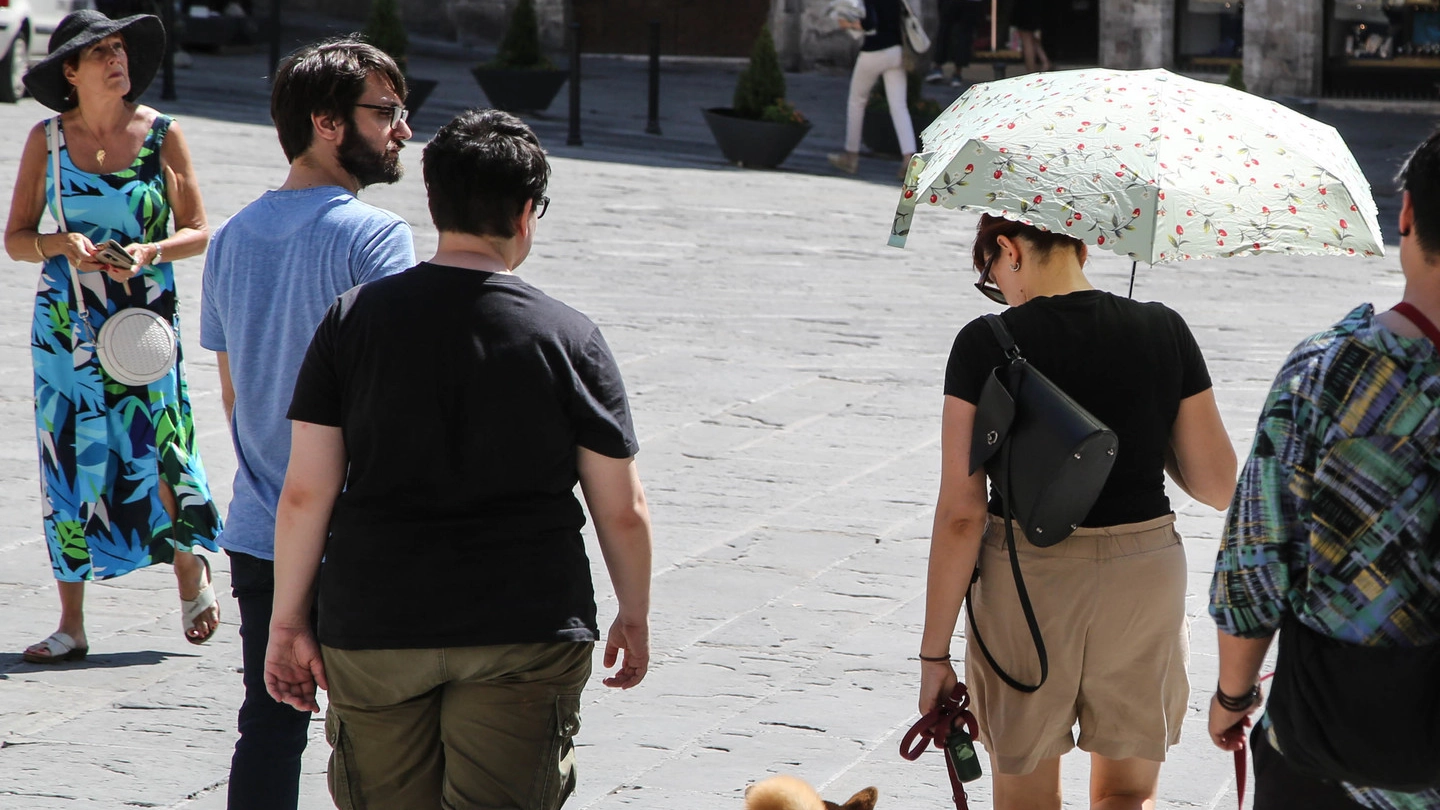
[47,117,176,387]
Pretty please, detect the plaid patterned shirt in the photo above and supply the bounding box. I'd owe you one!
[1210,304,1440,810]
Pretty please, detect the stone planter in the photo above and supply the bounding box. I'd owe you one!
[702,108,812,169]
[470,66,569,113]
[862,107,941,156]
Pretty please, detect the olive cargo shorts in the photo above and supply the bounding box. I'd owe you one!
[322,641,593,810]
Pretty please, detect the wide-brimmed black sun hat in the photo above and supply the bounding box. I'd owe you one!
[22,10,165,112]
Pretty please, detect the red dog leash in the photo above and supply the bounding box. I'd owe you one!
[900,683,981,810]
[1232,672,1274,810]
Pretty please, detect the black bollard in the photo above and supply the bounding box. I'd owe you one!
[645,20,661,135]
[160,0,175,100]
[269,0,283,83]
[567,22,583,147]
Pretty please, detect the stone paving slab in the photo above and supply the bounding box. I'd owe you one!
[0,33,1430,810]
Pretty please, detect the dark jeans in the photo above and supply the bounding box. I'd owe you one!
[1252,724,1368,810]
[933,0,985,67]
[227,550,313,810]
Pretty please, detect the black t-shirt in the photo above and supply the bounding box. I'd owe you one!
[945,290,1211,527]
[287,263,639,650]
[864,0,903,51]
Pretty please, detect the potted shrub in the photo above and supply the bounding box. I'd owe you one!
[702,25,812,169]
[862,71,942,157]
[364,0,438,118]
[471,0,569,113]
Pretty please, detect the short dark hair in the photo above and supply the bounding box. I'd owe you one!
[972,213,1085,274]
[423,109,550,238]
[1398,129,1440,256]
[270,37,406,163]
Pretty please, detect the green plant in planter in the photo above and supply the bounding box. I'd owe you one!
[1225,63,1246,93]
[488,0,555,70]
[732,26,806,124]
[363,0,408,74]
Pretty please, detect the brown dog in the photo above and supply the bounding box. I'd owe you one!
[744,774,878,810]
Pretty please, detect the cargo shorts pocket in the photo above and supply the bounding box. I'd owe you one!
[530,694,583,810]
[326,710,364,810]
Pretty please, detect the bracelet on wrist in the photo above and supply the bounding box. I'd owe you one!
[150,242,164,264]
[918,653,952,663]
[35,234,47,261]
[1215,682,1261,712]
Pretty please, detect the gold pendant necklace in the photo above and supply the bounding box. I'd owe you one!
[96,148,106,167]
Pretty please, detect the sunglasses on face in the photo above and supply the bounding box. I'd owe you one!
[355,102,409,129]
[535,196,550,219]
[975,255,1009,305]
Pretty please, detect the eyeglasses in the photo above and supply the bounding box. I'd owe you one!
[355,103,409,129]
[974,254,1009,305]
[535,196,550,219]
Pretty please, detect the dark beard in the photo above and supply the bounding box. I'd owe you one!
[338,121,403,189]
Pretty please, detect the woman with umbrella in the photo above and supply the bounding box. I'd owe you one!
[916,212,1237,808]
[3,10,223,662]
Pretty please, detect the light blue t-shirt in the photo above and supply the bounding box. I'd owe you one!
[200,186,415,561]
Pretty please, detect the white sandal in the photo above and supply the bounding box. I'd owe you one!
[181,555,219,645]
[23,631,88,664]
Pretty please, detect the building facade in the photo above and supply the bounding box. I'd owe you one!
[298,0,1422,99]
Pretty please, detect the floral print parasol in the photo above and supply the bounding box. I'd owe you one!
[889,68,1384,264]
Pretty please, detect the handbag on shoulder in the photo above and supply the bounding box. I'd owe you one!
[898,0,933,53]
[964,314,1118,692]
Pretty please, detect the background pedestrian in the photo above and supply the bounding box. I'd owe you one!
[3,9,223,664]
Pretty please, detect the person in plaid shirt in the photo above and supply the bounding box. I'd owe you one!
[1208,131,1440,810]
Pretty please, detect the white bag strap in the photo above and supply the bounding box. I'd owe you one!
[47,117,92,325]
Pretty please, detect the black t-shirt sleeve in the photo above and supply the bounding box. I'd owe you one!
[570,327,640,458]
[286,298,345,427]
[1170,309,1213,398]
[944,316,1007,404]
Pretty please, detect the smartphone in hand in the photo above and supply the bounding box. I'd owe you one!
[94,239,135,269]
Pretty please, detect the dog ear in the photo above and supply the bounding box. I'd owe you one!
[840,787,878,810]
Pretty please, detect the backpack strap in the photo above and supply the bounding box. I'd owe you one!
[982,314,1023,361]
[964,439,1049,693]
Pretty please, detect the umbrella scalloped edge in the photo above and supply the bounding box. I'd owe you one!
[931,200,1383,265]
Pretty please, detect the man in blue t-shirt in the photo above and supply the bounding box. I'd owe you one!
[199,38,416,810]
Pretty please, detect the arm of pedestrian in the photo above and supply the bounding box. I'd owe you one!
[4,123,105,270]
[577,448,652,689]
[1207,630,1273,751]
[4,123,51,263]
[920,395,989,715]
[265,421,346,711]
[216,352,235,428]
[153,121,210,265]
[1167,388,1238,510]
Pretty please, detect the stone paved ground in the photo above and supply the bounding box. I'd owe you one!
[0,32,1433,810]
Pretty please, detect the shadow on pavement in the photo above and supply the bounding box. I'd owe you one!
[0,649,200,673]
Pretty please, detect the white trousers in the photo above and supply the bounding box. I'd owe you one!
[844,45,915,155]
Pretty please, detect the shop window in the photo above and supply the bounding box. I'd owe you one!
[1325,0,1440,98]
[1175,0,1244,71]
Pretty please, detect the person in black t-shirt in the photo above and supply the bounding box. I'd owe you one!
[917,214,1237,806]
[263,109,653,810]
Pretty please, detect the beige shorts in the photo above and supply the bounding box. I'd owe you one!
[964,514,1189,776]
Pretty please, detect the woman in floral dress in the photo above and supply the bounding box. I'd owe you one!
[3,10,222,663]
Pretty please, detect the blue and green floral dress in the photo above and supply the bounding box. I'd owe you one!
[34,113,221,582]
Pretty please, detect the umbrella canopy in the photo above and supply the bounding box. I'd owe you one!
[889,68,1384,264]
